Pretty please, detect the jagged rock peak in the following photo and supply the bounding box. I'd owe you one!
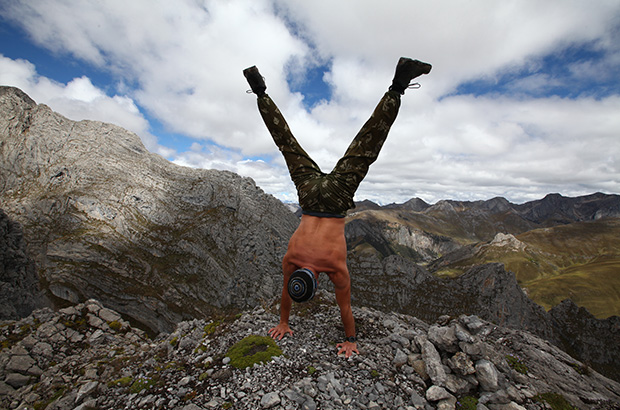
[0,86,36,107]
[1,296,619,409]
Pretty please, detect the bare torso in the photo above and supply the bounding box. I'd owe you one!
[283,215,348,279]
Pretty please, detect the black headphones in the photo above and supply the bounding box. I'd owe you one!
[287,268,317,303]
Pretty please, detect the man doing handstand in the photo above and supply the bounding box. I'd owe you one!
[243,57,431,357]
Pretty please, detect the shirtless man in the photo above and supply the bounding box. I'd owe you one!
[244,57,431,357]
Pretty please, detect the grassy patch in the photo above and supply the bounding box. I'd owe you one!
[226,335,282,369]
[108,320,122,331]
[456,396,478,410]
[525,255,620,318]
[505,354,528,374]
[129,376,155,394]
[107,376,133,388]
[534,392,578,410]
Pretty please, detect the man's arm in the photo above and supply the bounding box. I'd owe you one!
[333,270,359,358]
[268,261,295,340]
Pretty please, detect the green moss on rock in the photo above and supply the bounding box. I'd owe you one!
[226,335,282,369]
[534,392,578,410]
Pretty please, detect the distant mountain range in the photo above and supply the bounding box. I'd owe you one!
[1,86,618,382]
[344,192,620,319]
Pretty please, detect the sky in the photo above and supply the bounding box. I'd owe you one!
[1,0,619,206]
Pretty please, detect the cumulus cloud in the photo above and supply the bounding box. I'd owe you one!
[1,0,619,204]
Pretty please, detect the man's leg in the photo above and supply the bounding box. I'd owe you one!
[328,57,432,208]
[244,66,324,206]
[256,95,322,183]
[329,91,401,201]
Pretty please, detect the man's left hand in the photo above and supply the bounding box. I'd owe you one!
[336,341,359,358]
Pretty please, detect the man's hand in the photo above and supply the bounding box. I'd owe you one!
[336,341,359,358]
[268,323,293,340]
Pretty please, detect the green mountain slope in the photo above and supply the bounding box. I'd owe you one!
[442,218,620,318]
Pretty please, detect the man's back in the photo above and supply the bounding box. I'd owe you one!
[284,215,348,278]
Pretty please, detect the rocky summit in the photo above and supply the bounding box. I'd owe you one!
[2,295,620,410]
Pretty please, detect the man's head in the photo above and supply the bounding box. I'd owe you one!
[287,268,317,303]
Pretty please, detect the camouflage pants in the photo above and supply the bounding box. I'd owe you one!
[257,91,401,217]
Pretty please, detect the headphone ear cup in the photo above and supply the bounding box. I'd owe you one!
[287,269,317,302]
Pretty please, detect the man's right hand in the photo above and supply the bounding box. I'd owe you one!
[268,323,293,340]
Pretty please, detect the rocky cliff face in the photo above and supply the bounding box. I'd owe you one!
[0,86,298,334]
[1,296,619,410]
[548,299,620,384]
[0,209,46,319]
[347,259,553,338]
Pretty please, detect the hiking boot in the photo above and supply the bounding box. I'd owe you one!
[389,57,432,94]
[243,66,267,96]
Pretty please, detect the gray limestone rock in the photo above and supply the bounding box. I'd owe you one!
[0,298,619,410]
[0,209,46,319]
[426,385,452,402]
[476,359,501,392]
[0,86,298,334]
[417,334,447,387]
[260,392,280,408]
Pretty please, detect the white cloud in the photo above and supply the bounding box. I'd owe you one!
[1,0,619,205]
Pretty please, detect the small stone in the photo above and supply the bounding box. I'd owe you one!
[302,397,317,410]
[449,352,475,375]
[98,307,121,322]
[182,404,204,410]
[87,313,105,329]
[75,381,99,404]
[437,395,457,410]
[88,329,105,343]
[5,373,31,388]
[74,399,98,410]
[426,385,451,402]
[428,324,459,353]
[283,388,305,405]
[476,359,500,392]
[0,381,15,395]
[6,354,36,373]
[222,357,231,365]
[393,349,408,367]
[260,392,280,408]
[460,315,485,333]
[367,401,381,410]
[417,335,446,386]
[413,389,431,409]
[390,332,410,348]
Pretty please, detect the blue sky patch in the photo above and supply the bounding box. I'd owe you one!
[453,42,617,99]
[287,62,332,109]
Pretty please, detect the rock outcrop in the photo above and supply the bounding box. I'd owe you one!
[549,299,620,383]
[1,296,619,410]
[0,86,298,334]
[0,209,46,319]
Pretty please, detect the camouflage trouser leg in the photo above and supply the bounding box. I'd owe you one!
[329,91,401,209]
[257,94,324,195]
[257,91,401,216]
